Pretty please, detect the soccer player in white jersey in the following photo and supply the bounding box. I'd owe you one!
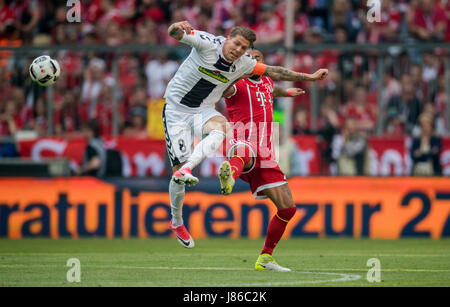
[164,20,328,248]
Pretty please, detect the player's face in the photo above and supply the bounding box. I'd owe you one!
[248,50,264,63]
[223,35,251,62]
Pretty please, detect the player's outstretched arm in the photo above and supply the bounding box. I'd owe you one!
[263,66,328,82]
[273,86,305,98]
[168,21,194,41]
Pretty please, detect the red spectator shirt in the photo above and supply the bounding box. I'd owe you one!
[412,5,447,32]
[253,15,284,43]
[0,115,22,136]
[343,102,376,126]
[0,4,14,26]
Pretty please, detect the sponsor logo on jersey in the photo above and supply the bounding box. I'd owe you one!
[198,66,229,83]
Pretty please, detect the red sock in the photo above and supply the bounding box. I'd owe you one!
[229,154,251,180]
[261,207,296,255]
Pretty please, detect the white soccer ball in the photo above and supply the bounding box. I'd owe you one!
[29,55,61,87]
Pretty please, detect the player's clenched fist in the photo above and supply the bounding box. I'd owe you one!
[168,21,194,40]
[311,69,328,81]
[286,88,306,97]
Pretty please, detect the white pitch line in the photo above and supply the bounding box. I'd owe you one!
[115,265,362,286]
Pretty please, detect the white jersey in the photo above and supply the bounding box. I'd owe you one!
[164,30,257,112]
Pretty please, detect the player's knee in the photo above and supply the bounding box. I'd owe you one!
[204,117,228,135]
[215,121,229,134]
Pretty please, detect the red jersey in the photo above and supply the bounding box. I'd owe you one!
[225,76,275,161]
[225,76,274,140]
[224,76,286,198]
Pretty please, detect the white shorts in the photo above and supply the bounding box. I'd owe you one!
[162,103,225,167]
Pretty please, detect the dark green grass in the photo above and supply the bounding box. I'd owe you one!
[0,238,449,287]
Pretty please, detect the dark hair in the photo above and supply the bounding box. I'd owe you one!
[83,119,101,138]
[229,26,256,46]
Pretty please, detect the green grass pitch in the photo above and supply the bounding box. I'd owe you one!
[0,238,449,287]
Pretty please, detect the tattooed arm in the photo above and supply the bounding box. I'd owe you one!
[263,66,328,82]
[168,21,194,40]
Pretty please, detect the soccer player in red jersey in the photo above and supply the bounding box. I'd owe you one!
[219,49,326,271]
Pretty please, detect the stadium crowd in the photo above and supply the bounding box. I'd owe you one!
[0,0,449,176]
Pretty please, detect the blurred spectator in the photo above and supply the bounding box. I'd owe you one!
[410,63,429,102]
[223,7,250,32]
[292,106,311,135]
[410,112,442,175]
[145,52,178,99]
[357,0,402,44]
[136,19,159,44]
[317,95,342,171]
[328,0,362,42]
[386,74,422,135]
[293,0,310,41]
[277,128,305,177]
[76,119,107,177]
[252,2,284,44]
[342,85,377,134]
[11,0,40,42]
[381,72,402,107]
[54,91,83,136]
[140,0,165,24]
[123,106,148,138]
[27,97,47,136]
[422,52,439,83]
[336,26,370,87]
[0,0,14,35]
[118,55,140,102]
[409,0,447,41]
[81,58,115,119]
[379,0,403,42]
[422,101,446,136]
[331,116,368,175]
[92,84,124,136]
[435,76,448,132]
[0,99,22,137]
[384,113,405,137]
[307,0,329,30]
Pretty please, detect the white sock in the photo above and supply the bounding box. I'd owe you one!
[169,178,185,227]
[181,129,226,171]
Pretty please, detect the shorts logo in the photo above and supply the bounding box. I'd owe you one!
[178,139,186,153]
[198,66,229,83]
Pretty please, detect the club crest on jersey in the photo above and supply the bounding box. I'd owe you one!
[198,66,229,83]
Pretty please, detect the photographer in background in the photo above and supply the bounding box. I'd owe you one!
[76,119,107,177]
[331,116,368,176]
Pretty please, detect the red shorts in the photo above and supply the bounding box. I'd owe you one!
[225,138,287,199]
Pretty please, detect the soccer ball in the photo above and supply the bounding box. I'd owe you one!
[29,55,61,87]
